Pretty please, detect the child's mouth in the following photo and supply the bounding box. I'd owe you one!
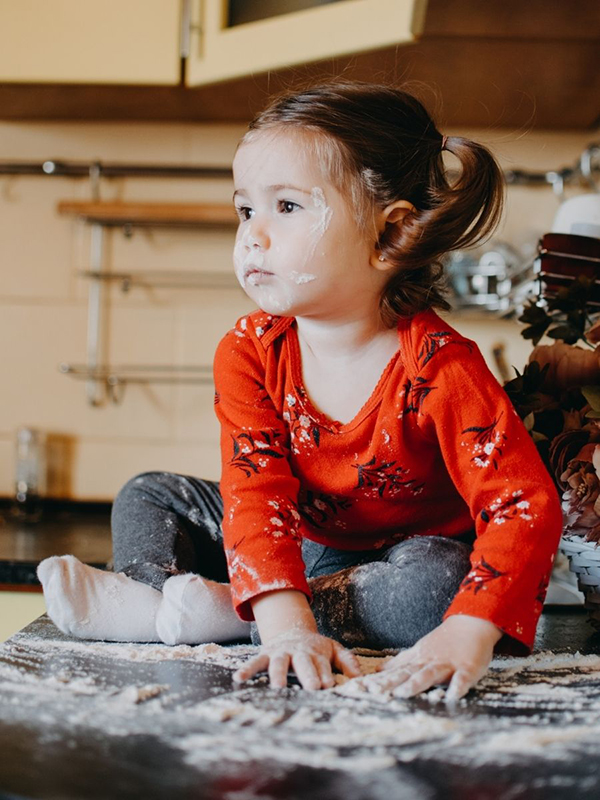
[245,267,274,286]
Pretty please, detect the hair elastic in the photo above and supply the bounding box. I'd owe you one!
[441,135,448,151]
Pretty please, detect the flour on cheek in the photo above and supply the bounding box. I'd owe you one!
[302,186,332,268]
[275,186,331,299]
[289,271,317,285]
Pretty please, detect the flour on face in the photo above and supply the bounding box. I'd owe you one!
[289,271,317,284]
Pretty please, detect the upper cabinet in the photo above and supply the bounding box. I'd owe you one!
[0,0,425,87]
[0,0,597,129]
[0,0,181,84]
[185,0,427,86]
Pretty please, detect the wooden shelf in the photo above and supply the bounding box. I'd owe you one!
[78,269,239,290]
[57,201,237,227]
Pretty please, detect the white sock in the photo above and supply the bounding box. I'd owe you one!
[37,554,162,643]
[156,573,251,645]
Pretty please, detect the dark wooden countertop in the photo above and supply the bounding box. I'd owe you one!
[1,610,600,799]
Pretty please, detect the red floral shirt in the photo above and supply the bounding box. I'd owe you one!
[213,308,562,654]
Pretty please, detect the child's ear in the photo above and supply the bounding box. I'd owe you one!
[370,200,417,270]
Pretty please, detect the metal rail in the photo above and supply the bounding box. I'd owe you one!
[0,160,232,179]
[1,145,598,198]
[59,364,213,405]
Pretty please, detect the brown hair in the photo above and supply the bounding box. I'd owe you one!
[241,81,505,326]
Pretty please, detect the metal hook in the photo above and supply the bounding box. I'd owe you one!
[89,161,102,202]
[107,375,126,405]
[546,170,566,202]
[580,144,600,193]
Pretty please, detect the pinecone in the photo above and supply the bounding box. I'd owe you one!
[560,443,600,544]
[549,429,591,490]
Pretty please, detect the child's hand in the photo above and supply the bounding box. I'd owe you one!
[362,615,503,702]
[233,629,362,690]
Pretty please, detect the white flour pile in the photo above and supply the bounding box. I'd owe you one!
[3,621,600,774]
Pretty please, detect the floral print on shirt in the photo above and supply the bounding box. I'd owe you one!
[265,497,302,541]
[480,489,534,526]
[352,455,425,498]
[460,556,505,595]
[283,389,321,450]
[298,490,352,529]
[418,331,474,367]
[461,413,507,470]
[229,430,285,477]
[403,376,437,414]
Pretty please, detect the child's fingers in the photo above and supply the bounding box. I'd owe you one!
[233,653,269,683]
[393,662,452,699]
[268,653,291,689]
[445,668,476,703]
[332,643,362,678]
[376,647,414,672]
[313,654,336,689]
[291,652,321,691]
[363,666,413,694]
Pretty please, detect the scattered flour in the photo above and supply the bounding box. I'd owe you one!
[14,635,256,667]
[110,684,169,705]
[3,624,600,778]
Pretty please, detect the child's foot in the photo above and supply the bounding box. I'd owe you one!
[156,573,251,645]
[37,555,162,642]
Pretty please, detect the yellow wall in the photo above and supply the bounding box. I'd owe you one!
[0,120,594,499]
[0,592,46,642]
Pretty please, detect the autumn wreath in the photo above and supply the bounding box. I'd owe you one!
[505,273,600,539]
[503,234,600,624]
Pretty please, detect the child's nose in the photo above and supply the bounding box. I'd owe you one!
[246,217,270,250]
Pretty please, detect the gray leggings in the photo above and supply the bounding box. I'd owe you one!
[111,471,474,650]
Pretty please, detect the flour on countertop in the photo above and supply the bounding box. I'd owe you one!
[3,621,600,775]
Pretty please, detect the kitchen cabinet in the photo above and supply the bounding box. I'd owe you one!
[0,0,425,87]
[0,0,181,84]
[0,0,597,128]
[186,0,426,86]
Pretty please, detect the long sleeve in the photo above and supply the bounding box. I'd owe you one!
[213,317,310,621]
[409,323,562,654]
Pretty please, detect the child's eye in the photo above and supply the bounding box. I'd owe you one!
[234,205,253,221]
[278,200,301,214]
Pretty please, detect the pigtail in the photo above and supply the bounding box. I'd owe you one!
[431,136,505,251]
[379,135,505,323]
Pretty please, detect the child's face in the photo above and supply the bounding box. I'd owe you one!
[232,129,379,320]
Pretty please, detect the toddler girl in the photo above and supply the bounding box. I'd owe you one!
[38,82,562,702]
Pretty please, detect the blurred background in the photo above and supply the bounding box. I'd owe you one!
[0,0,598,636]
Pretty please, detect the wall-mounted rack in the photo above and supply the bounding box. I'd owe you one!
[58,364,214,406]
[0,160,231,180]
[1,146,598,198]
[57,200,236,228]
[77,269,238,292]
[504,142,599,200]
[57,200,239,407]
